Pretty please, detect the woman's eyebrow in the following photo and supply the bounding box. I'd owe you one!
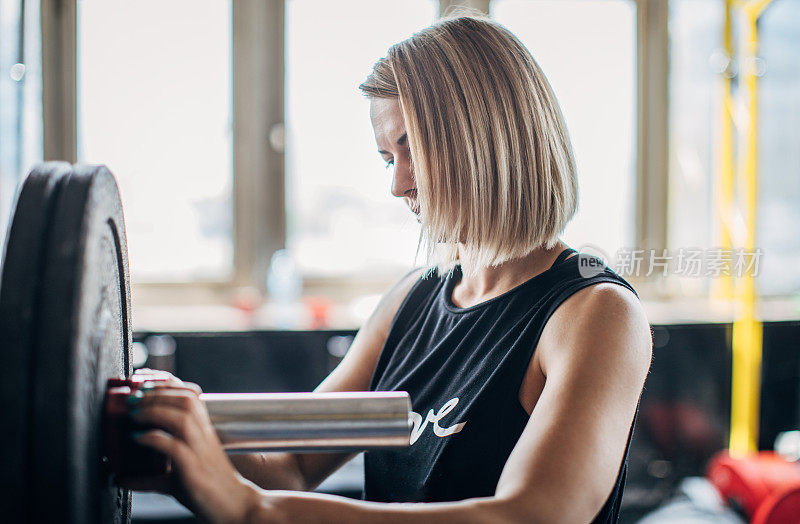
[378,132,409,155]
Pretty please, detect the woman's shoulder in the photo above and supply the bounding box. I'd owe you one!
[539,281,651,378]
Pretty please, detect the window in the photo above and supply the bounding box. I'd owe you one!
[667,0,723,296]
[492,0,637,259]
[0,0,42,250]
[668,0,800,296]
[27,0,704,314]
[78,0,233,283]
[285,0,438,279]
[758,1,800,295]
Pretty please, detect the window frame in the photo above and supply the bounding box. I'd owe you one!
[40,0,666,306]
[631,0,669,296]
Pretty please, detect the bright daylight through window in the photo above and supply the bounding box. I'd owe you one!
[285,0,437,279]
[78,0,233,283]
[493,0,636,260]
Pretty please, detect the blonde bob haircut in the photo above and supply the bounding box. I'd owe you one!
[359,14,578,276]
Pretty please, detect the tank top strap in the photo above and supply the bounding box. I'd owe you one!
[550,247,577,268]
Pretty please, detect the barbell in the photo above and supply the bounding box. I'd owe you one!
[0,163,412,523]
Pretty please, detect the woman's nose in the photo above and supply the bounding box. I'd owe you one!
[390,160,415,198]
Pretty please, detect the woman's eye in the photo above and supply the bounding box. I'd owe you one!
[384,160,394,170]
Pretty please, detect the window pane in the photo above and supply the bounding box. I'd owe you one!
[668,0,800,296]
[78,0,233,283]
[492,0,637,258]
[667,0,722,295]
[285,0,437,278]
[0,0,42,251]
[758,1,800,295]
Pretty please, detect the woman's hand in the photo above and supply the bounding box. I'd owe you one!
[117,369,189,493]
[120,373,263,524]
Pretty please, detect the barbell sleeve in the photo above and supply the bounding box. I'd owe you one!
[203,391,412,452]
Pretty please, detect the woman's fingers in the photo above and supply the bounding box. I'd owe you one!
[130,389,216,448]
[133,429,196,466]
[131,428,257,523]
[133,367,171,377]
[145,380,202,395]
[133,368,181,385]
[131,405,213,450]
[132,369,203,394]
[130,387,203,413]
[122,385,258,523]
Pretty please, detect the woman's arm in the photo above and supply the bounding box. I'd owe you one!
[229,266,427,492]
[124,267,425,500]
[493,283,652,522]
[132,281,651,524]
[243,283,653,524]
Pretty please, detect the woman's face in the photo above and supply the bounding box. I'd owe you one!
[369,97,420,220]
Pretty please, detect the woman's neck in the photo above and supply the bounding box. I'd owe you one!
[452,241,568,308]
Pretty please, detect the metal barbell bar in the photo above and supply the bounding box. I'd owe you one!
[104,375,411,476]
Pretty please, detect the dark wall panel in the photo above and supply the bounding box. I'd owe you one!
[623,323,732,518]
[760,321,800,449]
[134,330,354,393]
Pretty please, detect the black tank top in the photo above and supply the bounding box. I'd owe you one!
[363,248,639,523]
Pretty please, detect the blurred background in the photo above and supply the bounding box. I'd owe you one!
[1,0,799,522]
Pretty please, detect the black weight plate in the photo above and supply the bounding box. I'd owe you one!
[29,165,132,523]
[0,162,72,521]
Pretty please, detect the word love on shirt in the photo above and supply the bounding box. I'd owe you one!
[409,397,467,445]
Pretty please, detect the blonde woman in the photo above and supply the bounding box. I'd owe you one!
[126,15,652,523]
